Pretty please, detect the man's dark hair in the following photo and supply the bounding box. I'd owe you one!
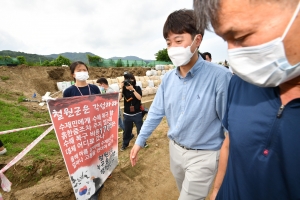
[203,52,212,60]
[96,77,108,85]
[163,9,203,39]
[198,52,206,60]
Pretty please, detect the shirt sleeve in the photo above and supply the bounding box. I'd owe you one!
[135,81,165,147]
[63,88,70,98]
[135,86,142,96]
[215,71,232,132]
[92,84,101,94]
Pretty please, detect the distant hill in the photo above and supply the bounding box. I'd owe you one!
[0,50,154,65]
[0,50,54,63]
[45,52,98,64]
[109,56,153,63]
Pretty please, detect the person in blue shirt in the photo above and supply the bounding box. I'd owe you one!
[194,0,300,199]
[130,9,232,200]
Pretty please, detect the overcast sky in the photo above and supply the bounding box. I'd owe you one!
[0,0,228,62]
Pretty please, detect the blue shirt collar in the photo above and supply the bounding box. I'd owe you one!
[175,55,204,78]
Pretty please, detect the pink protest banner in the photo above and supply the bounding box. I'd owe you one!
[47,93,119,200]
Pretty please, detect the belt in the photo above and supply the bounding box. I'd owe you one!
[173,140,202,151]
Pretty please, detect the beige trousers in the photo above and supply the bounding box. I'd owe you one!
[169,140,219,200]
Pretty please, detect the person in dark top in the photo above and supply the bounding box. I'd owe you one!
[194,0,300,199]
[203,52,212,62]
[62,61,102,200]
[119,72,147,151]
[63,61,100,97]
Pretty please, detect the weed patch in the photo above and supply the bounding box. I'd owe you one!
[0,100,59,160]
[0,76,9,81]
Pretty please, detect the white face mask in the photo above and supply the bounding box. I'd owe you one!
[99,86,105,93]
[167,35,198,67]
[228,2,300,87]
[75,71,89,81]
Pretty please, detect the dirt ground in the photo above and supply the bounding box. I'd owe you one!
[0,65,182,200]
[1,117,178,200]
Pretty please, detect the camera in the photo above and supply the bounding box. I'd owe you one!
[124,79,133,86]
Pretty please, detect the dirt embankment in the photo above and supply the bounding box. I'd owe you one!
[0,65,151,99]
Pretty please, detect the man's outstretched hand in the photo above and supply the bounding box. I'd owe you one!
[130,144,142,167]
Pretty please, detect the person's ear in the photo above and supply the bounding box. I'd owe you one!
[196,34,203,47]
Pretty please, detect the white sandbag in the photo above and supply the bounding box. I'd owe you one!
[57,82,63,91]
[139,76,145,82]
[136,81,143,89]
[147,87,154,95]
[57,81,72,91]
[142,81,148,88]
[116,76,124,83]
[155,65,164,70]
[109,83,120,92]
[107,78,112,85]
[152,87,158,94]
[86,80,94,84]
[151,70,157,76]
[111,79,118,84]
[154,80,159,87]
[147,80,154,87]
[146,70,152,76]
[142,89,149,96]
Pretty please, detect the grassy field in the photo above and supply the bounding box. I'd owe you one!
[0,100,60,161]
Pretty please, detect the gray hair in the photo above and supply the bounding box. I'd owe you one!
[193,0,295,31]
[193,0,220,32]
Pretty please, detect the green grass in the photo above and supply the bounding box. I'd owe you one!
[0,76,9,81]
[0,100,60,160]
[17,95,26,103]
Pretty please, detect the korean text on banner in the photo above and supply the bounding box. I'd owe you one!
[47,93,119,200]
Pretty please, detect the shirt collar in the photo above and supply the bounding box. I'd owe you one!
[175,55,204,78]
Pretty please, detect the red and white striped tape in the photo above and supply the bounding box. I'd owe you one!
[0,125,54,192]
[0,123,52,135]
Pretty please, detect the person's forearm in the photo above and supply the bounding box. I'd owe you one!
[213,135,229,191]
[132,89,141,100]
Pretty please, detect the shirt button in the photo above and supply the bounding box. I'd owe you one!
[263,149,269,156]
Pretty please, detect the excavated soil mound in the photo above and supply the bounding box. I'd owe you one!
[0,65,151,99]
